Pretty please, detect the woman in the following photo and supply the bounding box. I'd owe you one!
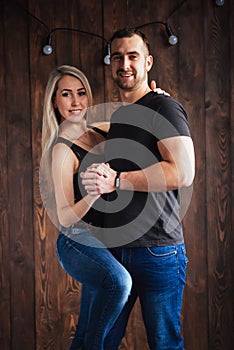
[41,65,132,350]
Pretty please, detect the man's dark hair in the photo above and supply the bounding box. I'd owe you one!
[109,27,150,54]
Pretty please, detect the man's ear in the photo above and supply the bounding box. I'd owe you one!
[146,55,153,72]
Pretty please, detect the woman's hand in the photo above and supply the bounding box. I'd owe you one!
[150,80,170,96]
[81,163,117,195]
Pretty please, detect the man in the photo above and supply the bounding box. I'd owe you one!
[81,27,195,350]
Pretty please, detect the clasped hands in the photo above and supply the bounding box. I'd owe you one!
[80,163,116,196]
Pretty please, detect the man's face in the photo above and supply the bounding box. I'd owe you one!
[110,34,152,91]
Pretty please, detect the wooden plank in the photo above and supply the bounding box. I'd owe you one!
[51,0,104,347]
[0,2,11,350]
[29,1,104,348]
[54,0,104,110]
[230,2,234,345]
[204,1,233,349]
[177,2,209,350]
[3,1,35,349]
[103,0,128,107]
[77,0,105,109]
[27,1,66,348]
[133,0,180,97]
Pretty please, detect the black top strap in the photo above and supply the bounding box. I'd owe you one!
[55,137,73,148]
[87,125,108,138]
[55,137,87,162]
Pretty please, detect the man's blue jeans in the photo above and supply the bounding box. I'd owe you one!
[105,244,188,350]
[56,230,132,350]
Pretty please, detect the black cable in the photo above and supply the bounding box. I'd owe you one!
[14,0,50,32]
[166,0,187,20]
[49,27,107,42]
[137,21,166,30]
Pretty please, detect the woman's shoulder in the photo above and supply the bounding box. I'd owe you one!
[52,139,80,173]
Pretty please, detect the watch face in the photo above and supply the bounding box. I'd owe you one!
[116,178,120,188]
[115,172,120,188]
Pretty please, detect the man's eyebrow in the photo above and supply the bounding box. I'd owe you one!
[110,51,120,58]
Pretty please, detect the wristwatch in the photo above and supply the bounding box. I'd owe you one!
[115,171,121,189]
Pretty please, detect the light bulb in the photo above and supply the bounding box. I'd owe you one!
[169,35,178,45]
[165,23,178,46]
[104,42,111,65]
[43,45,53,55]
[104,54,110,65]
[215,0,224,6]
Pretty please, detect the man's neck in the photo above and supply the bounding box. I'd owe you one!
[119,85,151,104]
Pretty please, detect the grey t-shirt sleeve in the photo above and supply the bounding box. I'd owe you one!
[150,96,191,140]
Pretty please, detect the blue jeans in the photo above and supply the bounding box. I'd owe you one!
[104,244,188,350]
[56,229,132,350]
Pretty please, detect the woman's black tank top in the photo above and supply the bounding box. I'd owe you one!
[55,126,106,227]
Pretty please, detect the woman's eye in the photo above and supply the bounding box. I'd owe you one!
[78,91,86,96]
[61,92,71,97]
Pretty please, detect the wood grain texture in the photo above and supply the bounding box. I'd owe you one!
[28,0,77,348]
[204,1,233,349]
[103,0,128,107]
[0,1,233,349]
[54,0,105,110]
[230,2,234,343]
[0,3,11,349]
[178,2,209,349]
[3,1,35,349]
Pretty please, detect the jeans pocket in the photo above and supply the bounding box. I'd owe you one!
[147,245,177,258]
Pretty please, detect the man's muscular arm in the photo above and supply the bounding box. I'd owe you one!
[81,135,195,195]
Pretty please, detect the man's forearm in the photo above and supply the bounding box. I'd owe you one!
[119,157,194,192]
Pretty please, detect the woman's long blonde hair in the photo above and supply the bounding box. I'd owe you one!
[40,65,93,227]
[42,65,93,155]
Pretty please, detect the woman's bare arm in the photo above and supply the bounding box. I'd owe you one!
[52,143,100,227]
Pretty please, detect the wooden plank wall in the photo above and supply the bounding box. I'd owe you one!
[0,0,233,349]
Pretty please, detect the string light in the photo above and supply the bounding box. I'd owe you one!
[11,0,225,63]
[215,0,224,6]
[42,27,106,58]
[165,24,179,45]
[42,21,179,65]
[13,0,226,63]
[42,35,53,55]
[103,43,111,65]
[137,21,178,46]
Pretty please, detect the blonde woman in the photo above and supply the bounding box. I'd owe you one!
[41,65,132,350]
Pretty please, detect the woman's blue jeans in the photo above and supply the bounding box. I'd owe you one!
[104,244,188,350]
[56,229,132,350]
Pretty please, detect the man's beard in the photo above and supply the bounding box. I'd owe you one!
[114,71,146,91]
[114,76,136,90]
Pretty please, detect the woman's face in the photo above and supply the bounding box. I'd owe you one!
[54,75,89,123]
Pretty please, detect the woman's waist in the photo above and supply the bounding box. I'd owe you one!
[60,220,101,235]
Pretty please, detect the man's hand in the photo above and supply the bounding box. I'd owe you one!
[81,163,117,195]
[150,80,170,96]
